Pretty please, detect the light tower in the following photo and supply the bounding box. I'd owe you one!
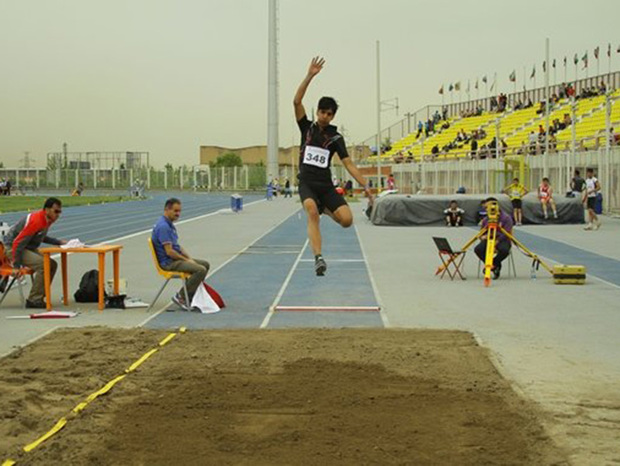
[266,0,279,182]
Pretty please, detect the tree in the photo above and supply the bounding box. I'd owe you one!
[212,152,243,168]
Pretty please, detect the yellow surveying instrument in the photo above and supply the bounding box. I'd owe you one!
[435,199,583,287]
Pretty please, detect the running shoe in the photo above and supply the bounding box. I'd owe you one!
[315,256,327,276]
[171,293,190,311]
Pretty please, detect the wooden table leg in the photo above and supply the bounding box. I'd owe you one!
[98,252,105,311]
[43,253,52,311]
[61,253,68,306]
[113,250,120,295]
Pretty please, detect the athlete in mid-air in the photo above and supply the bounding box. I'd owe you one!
[294,56,373,276]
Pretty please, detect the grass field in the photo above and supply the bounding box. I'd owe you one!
[0,195,137,213]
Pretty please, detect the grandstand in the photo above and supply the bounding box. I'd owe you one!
[376,73,620,163]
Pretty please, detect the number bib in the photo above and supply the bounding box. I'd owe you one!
[303,145,330,169]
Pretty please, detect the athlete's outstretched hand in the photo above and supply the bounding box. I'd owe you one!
[307,56,325,77]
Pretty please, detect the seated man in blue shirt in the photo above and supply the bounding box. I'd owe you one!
[152,198,210,310]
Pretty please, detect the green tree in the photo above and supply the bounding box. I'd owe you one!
[213,152,243,168]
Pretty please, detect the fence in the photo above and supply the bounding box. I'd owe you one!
[386,147,620,213]
[0,166,270,192]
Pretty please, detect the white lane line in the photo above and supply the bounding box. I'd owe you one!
[101,199,265,245]
[354,223,391,328]
[140,206,302,328]
[260,239,309,329]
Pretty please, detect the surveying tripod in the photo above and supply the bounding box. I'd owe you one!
[435,201,553,286]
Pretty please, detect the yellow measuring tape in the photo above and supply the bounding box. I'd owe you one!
[3,327,186,465]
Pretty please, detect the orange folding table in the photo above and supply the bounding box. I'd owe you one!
[39,245,123,311]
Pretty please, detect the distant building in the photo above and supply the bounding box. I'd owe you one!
[199,145,371,166]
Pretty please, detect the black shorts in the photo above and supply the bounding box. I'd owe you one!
[511,199,522,209]
[586,197,597,210]
[298,179,347,214]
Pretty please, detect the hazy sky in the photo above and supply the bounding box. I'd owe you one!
[1,0,619,168]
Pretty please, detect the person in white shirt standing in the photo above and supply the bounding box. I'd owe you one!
[583,168,601,230]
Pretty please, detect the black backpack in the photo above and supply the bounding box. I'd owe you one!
[74,269,104,303]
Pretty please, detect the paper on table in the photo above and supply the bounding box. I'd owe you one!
[61,239,85,249]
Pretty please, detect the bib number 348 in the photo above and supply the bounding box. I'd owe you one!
[303,145,330,169]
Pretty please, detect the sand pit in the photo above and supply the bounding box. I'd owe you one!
[0,328,566,465]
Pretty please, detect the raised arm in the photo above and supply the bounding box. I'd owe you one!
[294,57,325,121]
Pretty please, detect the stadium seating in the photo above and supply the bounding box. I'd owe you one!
[379,88,619,163]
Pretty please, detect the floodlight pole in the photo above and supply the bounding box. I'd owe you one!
[267,0,279,182]
[376,40,382,192]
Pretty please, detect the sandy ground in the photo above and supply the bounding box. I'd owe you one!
[1,327,566,465]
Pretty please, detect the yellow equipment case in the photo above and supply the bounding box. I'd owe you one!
[553,265,586,284]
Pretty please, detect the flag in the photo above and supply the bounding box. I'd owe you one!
[542,61,546,72]
[454,81,461,91]
[594,46,599,59]
[530,66,536,79]
[449,83,454,91]
[582,52,588,68]
[608,43,611,57]
[617,44,620,53]
[439,85,444,95]
[482,75,488,84]
[573,53,578,65]
[552,59,556,68]
[509,70,516,82]
[474,79,479,90]
[563,56,567,66]
[490,79,496,92]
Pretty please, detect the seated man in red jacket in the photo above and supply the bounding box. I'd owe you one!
[4,197,66,308]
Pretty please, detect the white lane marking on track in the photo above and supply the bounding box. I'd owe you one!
[354,223,391,328]
[260,239,309,329]
[140,206,302,328]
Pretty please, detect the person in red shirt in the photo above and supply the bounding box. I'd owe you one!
[537,177,558,220]
[4,198,66,308]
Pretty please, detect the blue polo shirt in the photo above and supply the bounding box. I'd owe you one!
[152,215,182,267]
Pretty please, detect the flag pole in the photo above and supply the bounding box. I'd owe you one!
[544,38,550,175]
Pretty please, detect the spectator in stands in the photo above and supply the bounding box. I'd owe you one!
[470,138,478,158]
[538,177,558,220]
[599,81,607,95]
[71,182,85,196]
[608,128,616,146]
[525,97,533,108]
[536,101,545,115]
[0,179,6,195]
[504,178,528,226]
[566,83,575,98]
[568,169,585,198]
[431,144,439,156]
[442,106,448,120]
[562,113,572,128]
[549,134,557,152]
[490,96,498,112]
[528,131,537,155]
[4,198,67,308]
[424,121,430,137]
[583,168,602,230]
[441,120,450,130]
[416,120,423,139]
[444,200,464,227]
[474,197,513,279]
[514,99,523,110]
[152,198,211,310]
[2,178,12,196]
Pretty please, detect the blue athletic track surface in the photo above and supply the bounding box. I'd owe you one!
[146,211,385,330]
[0,193,262,244]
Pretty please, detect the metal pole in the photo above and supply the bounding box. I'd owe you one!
[376,40,382,193]
[571,97,577,172]
[544,38,550,176]
[604,92,611,213]
[266,0,279,182]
